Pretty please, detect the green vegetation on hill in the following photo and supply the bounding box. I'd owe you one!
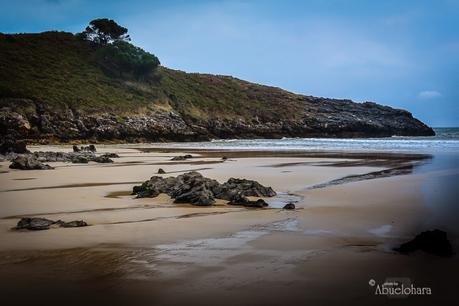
[0,30,304,120]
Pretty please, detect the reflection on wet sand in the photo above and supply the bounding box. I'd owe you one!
[0,145,457,306]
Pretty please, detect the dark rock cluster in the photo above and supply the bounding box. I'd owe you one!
[14,217,88,231]
[132,171,276,207]
[394,229,454,257]
[9,155,53,170]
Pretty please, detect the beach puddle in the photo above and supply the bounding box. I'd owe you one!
[265,192,302,208]
[153,218,301,266]
[303,229,334,235]
[368,224,393,237]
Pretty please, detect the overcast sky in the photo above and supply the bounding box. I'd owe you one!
[1,0,458,127]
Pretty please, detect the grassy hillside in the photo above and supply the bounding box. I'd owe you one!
[0,31,303,120]
[0,31,435,141]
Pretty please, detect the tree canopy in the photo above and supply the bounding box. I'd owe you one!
[79,18,130,45]
[78,19,160,79]
[97,40,160,79]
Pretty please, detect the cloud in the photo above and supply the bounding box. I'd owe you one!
[418,90,442,99]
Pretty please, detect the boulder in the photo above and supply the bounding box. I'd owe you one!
[213,178,276,200]
[394,229,454,257]
[70,155,89,163]
[228,193,268,208]
[171,154,193,161]
[14,217,88,231]
[157,168,166,174]
[132,171,275,207]
[56,220,88,228]
[15,217,55,230]
[283,203,296,210]
[9,155,54,170]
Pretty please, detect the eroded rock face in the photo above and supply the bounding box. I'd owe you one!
[0,137,29,154]
[132,171,276,206]
[13,217,88,230]
[9,155,53,170]
[0,99,435,143]
[394,229,454,257]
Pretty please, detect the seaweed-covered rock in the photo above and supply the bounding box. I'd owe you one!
[213,178,276,200]
[56,220,88,228]
[15,217,55,230]
[132,171,275,207]
[394,229,454,257]
[9,155,53,170]
[14,217,88,231]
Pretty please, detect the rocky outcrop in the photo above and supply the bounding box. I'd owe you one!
[394,229,454,257]
[31,151,113,163]
[9,155,53,170]
[0,97,434,144]
[0,32,435,143]
[0,137,30,154]
[132,171,276,206]
[14,217,88,230]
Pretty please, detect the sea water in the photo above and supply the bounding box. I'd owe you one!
[142,128,459,153]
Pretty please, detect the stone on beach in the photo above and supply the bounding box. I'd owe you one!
[171,154,193,161]
[157,168,166,174]
[283,203,296,210]
[132,171,276,207]
[9,155,54,170]
[393,229,454,257]
[14,217,88,231]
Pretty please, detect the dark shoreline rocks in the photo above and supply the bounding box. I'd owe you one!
[0,97,435,145]
[9,155,53,170]
[132,171,276,206]
[394,229,454,257]
[13,217,88,231]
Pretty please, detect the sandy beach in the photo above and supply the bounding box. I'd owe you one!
[0,145,458,305]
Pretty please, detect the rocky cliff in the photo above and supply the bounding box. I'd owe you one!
[0,31,434,143]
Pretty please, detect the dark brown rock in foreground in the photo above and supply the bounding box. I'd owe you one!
[394,229,454,257]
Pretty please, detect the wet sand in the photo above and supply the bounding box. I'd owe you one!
[0,145,457,305]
